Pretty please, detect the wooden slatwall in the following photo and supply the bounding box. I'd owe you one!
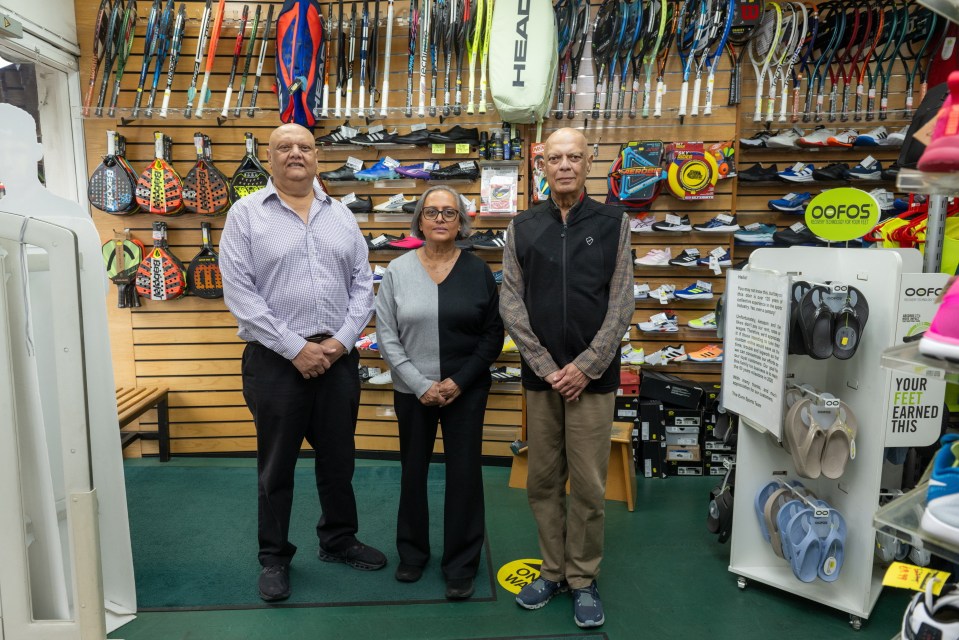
[75,0,915,459]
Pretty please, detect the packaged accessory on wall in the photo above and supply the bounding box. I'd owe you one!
[607,140,665,209]
[665,142,719,200]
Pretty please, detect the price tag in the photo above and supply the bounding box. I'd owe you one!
[745,222,761,231]
[696,280,712,291]
[455,143,470,154]
[432,143,446,154]
[686,248,701,257]
[635,283,650,294]
[342,126,359,138]
[650,312,668,324]
[371,233,387,246]
[861,155,876,169]
[665,213,683,225]
[382,156,400,169]
[783,192,797,200]
[459,161,477,170]
[368,124,385,134]
[152,227,163,240]
[709,256,721,275]
[717,213,734,223]
[710,246,727,257]
[790,222,806,232]
[820,397,841,409]
[791,162,806,173]
[341,192,357,205]
[882,563,951,594]
[410,123,427,131]
[388,193,407,206]
[346,156,364,171]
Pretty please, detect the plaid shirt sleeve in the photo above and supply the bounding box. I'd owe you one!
[499,220,561,380]
[572,214,634,379]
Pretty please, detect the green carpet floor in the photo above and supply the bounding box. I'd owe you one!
[113,458,912,639]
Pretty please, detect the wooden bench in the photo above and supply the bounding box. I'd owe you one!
[116,386,170,462]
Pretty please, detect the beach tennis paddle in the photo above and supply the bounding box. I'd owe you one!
[187,221,223,298]
[183,132,230,215]
[229,132,270,202]
[136,221,187,300]
[136,131,184,215]
[102,230,143,307]
[89,130,138,214]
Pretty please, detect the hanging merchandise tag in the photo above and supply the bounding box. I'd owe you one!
[710,256,721,275]
[341,126,359,138]
[830,282,848,295]
[382,156,400,169]
[410,123,428,132]
[710,246,727,258]
[650,312,668,325]
[665,213,683,225]
[790,222,806,232]
[861,155,876,169]
[368,124,385,134]
[745,222,761,231]
[883,563,951,594]
[654,288,670,305]
[791,162,805,172]
[388,193,407,206]
[432,143,446,154]
[459,161,477,170]
[346,156,364,171]
[717,213,734,223]
[341,192,358,205]
[371,234,387,246]
[455,143,470,154]
[686,248,701,257]
[696,280,712,291]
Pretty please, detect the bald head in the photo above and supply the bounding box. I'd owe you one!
[267,124,318,195]
[543,128,591,202]
[269,123,315,150]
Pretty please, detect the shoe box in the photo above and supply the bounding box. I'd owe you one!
[666,458,704,476]
[639,370,706,409]
[639,399,665,442]
[615,395,640,422]
[619,369,641,396]
[641,440,667,478]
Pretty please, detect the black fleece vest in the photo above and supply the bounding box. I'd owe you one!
[512,195,623,393]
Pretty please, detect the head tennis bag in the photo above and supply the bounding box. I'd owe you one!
[275,0,324,129]
[488,0,557,123]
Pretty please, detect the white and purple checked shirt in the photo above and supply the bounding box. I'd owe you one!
[220,178,374,360]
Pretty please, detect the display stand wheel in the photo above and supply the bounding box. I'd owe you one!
[737,577,747,590]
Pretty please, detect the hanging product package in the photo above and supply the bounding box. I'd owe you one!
[607,141,665,209]
[488,0,558,123]
[275,0,325,129]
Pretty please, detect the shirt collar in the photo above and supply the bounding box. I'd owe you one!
[546,190,587,222]
[261,177,332,206]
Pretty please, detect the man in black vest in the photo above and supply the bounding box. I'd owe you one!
[500,128,633,628]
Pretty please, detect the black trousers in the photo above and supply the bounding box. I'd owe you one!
[242,342,361,567]
[393,384,489,580]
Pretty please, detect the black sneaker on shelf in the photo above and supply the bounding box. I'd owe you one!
[738,163,779,182]
[812,162,851,181]
[402,199,419,213]
[429,161,480,181]
[881,162,900,181]
[316,126,359,145]
[346,196,373,213]
[368,233,405,250]
[320,163,361,181]
[773,224,824,246]
[429,126,481,145]
[456,230,490,250]
[472,231,507,249]
[739,130,773,148]
[668,248,701,267]
[352,129,399,145]
[393,129,439,145]
[651,215,692,232]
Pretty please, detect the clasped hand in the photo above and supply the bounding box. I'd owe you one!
[420,379,462,407]
[292,339,345,379]
[546,363,588,402]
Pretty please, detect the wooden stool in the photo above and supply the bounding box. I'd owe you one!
[116,386,170,461]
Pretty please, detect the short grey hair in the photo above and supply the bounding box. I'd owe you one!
[410,185,472,240]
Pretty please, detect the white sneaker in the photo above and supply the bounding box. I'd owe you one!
[372,265,387,282]
[854,126,888,146]
[368,370,393,384]
[766,127,804,148]
[827,129,859,147]
[663,344,687,361]
[649,284,676,302]
[635,248,671,266]
[621,344,646,365]
[882,126,907,147]
[797,126,836,147]
[630,215,657,233]
[688,312,718,331]
[374,196,417,212]
[869,188,896,213]
[634,283,650,299]
[778,162,815,183]
[638,313,679,332]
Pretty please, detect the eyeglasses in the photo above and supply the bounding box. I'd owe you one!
[422,207,459,221]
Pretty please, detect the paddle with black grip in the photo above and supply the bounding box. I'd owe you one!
[230,132,271,202]
[187,222,224,298]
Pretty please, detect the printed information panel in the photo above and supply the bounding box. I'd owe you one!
[721,269,791,439]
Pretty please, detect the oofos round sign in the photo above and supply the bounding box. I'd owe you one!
[804,188,880,242]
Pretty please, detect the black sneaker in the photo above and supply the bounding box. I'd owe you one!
[352,129,399,145]
[258,565,291,602]
[429,126,480,145]
[651,214,692,232]
[345,196,373,213]
[881,162,900,181]
[738,163,779,182]
[739,130,772,148]
[773,224,824,246]
[446,577,475,600]
[812,162,850,181]
[368,233,405,249]
[316,126,359,145]
[393,129,439,145]
[320,163,361,181]
[456,230,489,250]
[668,248,701,266]
[473,231,507,249]
[402,199,419,213]
[318,541,387,571]
[429,161,480,182]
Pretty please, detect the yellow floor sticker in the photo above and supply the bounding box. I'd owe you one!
[497,558,542,594]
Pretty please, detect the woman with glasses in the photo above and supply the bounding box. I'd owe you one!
[374,185,503,600]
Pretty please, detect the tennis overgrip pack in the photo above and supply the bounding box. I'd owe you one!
[275,0,325,129]
[488,0,557,123]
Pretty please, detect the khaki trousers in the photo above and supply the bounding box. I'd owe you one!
[525,389,615,589]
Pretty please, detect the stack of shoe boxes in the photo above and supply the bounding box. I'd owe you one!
[638,399,666,478]
[702,385,737,476]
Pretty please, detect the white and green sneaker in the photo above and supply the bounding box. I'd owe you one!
[688,312,718,331]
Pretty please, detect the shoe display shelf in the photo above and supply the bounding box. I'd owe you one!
[873,480,959,567]
[881,342,959,383]
[324,179,418,189]
[726,248,941,630]
[897,168,959,197]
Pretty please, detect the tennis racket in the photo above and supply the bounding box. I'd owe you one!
[368,0,381,113]
[379,0,396,116]
[131,0,161,119]
[345,3,357,116]
[727,0,765,105]
[429,0,442,116]
[878,0,909,120]
[465,0,483,113]
[83,0,113,117]
[136,132,183,215]
[592,0,618,118]
[683,0,716,118]
[766,1,797,122]
[248,3,274,117]
[195,0,227,117]
[776,1,807,121]
[749,3,781,122]
[418,0,430,116]
[107,0,137,118]
[701,0,734,115]
[834,2,864,121]
[94,0,122,117]
[136,221,187,301]
[183,133,230,215]
[477,0,494,113]
[406,0,420,116]
[653,0,678,116]
[144,0,175,117]
[566,0,590,118]
[230,133,271,202]
[185,0,213,118]
[442,0,456,116]
[554,0,576,119]
[157,2,186,118]
[916,9,947,111]
[321,3,334,117]
[89,130,138,215]
[220,4,249,120]
[802,1,839,121]
[902,7,936,118]
[187,222,223,299]
[640,0,667,117]
[359,0,371,115]
[453,0,470,114]
[788,4,816,121]
[615,0,642,118]
[852,2,880,120]
[234,4,261,118]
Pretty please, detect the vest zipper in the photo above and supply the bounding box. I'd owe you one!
[561,221,568,350]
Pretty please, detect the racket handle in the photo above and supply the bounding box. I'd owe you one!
[555,77,567,120]
[904,93,914,120]
[321,83,330,118]
[418,74,426,116]
[778,81,788,123]
[160,89,172,118]
[753,93,762,122]
[592,81,602,119]
[379,80,389,117]
[879,95,888,121]
[814,93,824,122]
[359,84,366,115]
[454,83,462,116]
[466,63,476,114]
[82,56,100,117]
[443,87,451,118]
[827,86,837,122]
[130,284,141,308]
[117,284,126,309]
[690,77,702,117]
[766,85,776,123]
[221,86,233,118]
[654,80,665,118]
[642,78,652,118]
[132,87,145,119]
[704,74,715,116]
[840,85,850,122]
[346,78,353,117]
[866,88,876,121]
[920,81,928,107]
[792,82,802,123]
[629,80,640,118]
[196,76,211,117]
[335,88,342,118]
[567,80,578,119]
[728,66,739,106]
[479,81,487,114]
[429,82,437,117]
[604,76,615,119]
[108,79,122,117]
[854,85,864,122]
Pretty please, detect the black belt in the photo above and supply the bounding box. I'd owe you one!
[248,334,333,347]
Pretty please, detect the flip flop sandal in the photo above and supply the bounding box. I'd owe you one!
[784,399,826,479]
[833,297,863,360]
[785,508,825,583]
[763,488,794,559]
[754,481,781,542]
[799,286,836,360]
[776,499,807,560]
[816,505,847,582]
[785,387,805,409]
[821,404,859,479]
[848,285,870,328]
[789,281,811,355]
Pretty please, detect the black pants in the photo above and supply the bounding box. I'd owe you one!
[394,384,489,580]
[242,343,361,567]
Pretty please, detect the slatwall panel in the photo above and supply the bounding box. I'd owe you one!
[76,0,922,458]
